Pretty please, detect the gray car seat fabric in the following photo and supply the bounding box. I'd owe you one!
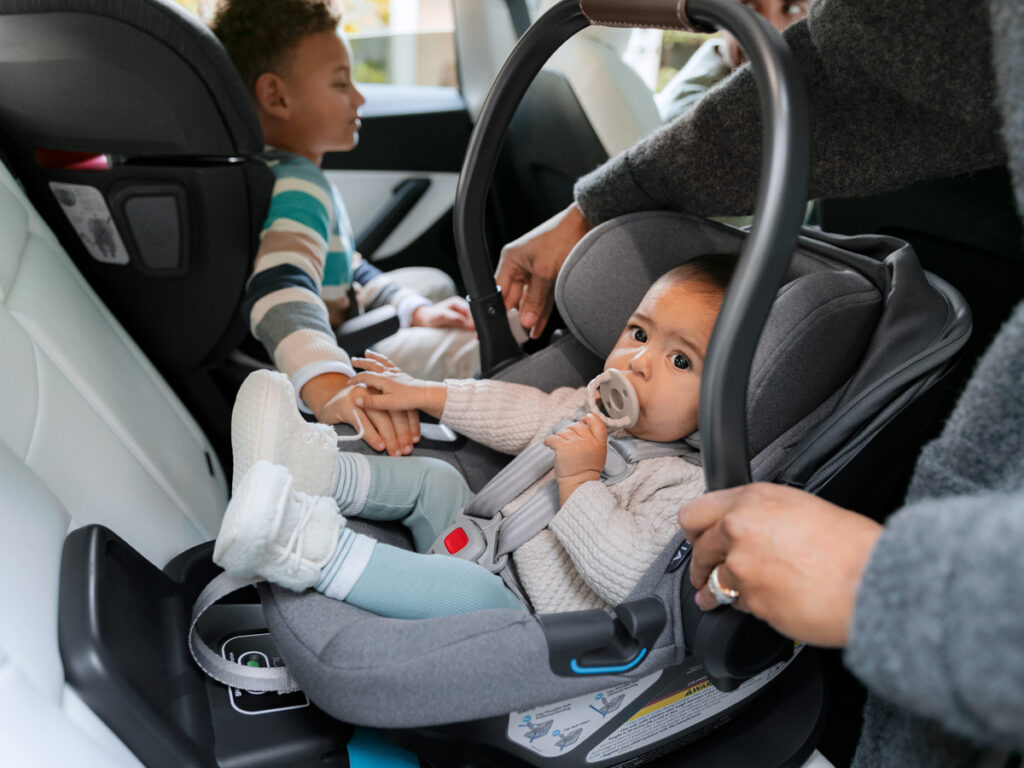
[260,212,970,729]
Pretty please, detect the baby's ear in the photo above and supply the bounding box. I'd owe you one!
[254,72,289,118]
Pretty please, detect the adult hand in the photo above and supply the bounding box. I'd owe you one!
[495,202,591,339]
[349,350,448,420]
[543,413,607,504]
[301,369,419,456]
[678,483,883,647]
[411,296,475,331]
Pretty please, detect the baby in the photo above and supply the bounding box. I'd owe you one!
[214,257,733,618]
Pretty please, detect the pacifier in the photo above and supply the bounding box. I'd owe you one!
[586,368,640,430]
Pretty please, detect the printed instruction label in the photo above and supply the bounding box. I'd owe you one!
[49,182,130,265]
[507,671,662,758]
[586,646,803,763]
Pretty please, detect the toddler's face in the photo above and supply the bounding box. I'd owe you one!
[280,30,366,157]
[603,278,721,442]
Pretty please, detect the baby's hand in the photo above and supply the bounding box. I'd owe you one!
[543,414,607,503]
[349,351,447,420]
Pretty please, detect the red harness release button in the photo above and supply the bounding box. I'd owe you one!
[444,527,469,554]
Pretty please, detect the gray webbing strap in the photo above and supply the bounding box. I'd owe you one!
[188,571,301,693]
[465,437,557,520]
[493,436,695,558]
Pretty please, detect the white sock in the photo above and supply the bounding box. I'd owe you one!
[315,527,377,601]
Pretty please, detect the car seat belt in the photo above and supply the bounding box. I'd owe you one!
[188,571,302,693]
[426,413,700,601]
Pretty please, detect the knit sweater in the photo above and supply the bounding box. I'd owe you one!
[573,0,1024,764]
[439,378,705,614]
[246,149,430,402]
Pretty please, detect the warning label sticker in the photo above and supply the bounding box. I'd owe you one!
[506,671,662,758]
[49,182,130,265]
[586,647,803,763]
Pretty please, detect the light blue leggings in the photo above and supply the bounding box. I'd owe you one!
[317,455,526,619]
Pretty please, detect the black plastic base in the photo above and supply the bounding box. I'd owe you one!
[58,525,825,768]
[58,525,352,768]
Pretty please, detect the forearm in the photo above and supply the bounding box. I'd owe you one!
[575,0,1003,225]
[440,380,582,455]
[845,491,1024,749]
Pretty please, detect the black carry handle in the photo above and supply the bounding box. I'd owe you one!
[453,0,808,687]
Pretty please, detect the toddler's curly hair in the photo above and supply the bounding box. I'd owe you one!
[211,0,342,96]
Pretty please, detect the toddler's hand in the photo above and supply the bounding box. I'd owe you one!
[543,414,607,498]
[349,351,448,420]
[411,296,475,331]
[310,378,420,457]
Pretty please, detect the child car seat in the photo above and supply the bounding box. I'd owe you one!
[241,3,970,767]
[53,1,969,767]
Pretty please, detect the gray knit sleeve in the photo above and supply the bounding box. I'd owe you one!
[575,0,1005,224]
[844,492,1024,750]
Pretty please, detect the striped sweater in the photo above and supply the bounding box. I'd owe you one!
[246,149,430,401]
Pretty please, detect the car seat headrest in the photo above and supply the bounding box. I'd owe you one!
[555,211,883,456]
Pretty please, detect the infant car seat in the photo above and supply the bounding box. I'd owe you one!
[249,0,970,765]
[56,1,970,767]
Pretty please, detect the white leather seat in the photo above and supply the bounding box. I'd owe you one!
[454,0,661,155]
[0,158,227,765]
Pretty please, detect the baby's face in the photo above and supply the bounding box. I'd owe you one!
[603,278,721,442]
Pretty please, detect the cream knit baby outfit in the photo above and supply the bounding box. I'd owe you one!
[440,378,706,614]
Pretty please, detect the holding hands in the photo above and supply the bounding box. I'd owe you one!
[348,350,449,421]
[299,351,423,456]
[543,413,608,505]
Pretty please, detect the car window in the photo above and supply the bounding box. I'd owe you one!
[170,0,458,89]
[344,0,458,88]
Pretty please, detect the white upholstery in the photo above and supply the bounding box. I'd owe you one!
[0,159,226,765]
[544,24,662,156]
[453,0,662,155]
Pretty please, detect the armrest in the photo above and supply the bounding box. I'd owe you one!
[335,304,400,357]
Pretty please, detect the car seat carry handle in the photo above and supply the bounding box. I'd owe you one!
[455,0,810,691]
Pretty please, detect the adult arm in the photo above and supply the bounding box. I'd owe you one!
[575,0,1005,223]
[845,491,1024,750]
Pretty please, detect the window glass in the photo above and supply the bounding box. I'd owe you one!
[170,0,458,88]
[344,0,458,87]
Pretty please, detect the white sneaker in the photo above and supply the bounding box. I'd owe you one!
[214,461,342,591]
[231,369,340,495]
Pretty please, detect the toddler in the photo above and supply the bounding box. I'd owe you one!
[215,258,732,617]
[212,0,479,457]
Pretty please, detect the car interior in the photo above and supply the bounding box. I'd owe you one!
[1,0,1022,767]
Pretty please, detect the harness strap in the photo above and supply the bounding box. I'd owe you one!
[188,571,300,693]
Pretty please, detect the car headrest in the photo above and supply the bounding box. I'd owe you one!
[555,211,883,456]
[0,0,262,157]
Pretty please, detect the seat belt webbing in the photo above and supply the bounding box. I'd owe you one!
[188,571,299,693]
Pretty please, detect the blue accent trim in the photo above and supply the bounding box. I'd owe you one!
[570,648,647,675]
[347,727,419,767]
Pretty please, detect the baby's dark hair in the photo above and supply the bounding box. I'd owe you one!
[657,253,739,297]
[211,0,342,97]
